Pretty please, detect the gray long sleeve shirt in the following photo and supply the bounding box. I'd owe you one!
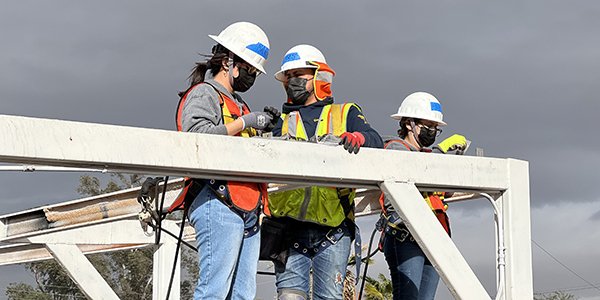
[179,79,247,135]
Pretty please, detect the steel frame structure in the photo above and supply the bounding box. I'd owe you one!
[0,114,532,299]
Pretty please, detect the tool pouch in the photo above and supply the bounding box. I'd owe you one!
[259,216,291,270]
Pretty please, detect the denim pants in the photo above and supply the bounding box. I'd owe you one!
[275,223,351,300]
[382,233,439,300]
[188,185,260,300]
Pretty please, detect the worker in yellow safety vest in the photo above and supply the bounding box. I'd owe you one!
[172,22,278,300]
[379,92,468,300]
[268,44,383,300]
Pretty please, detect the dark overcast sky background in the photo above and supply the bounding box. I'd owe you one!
[1,1,600,299]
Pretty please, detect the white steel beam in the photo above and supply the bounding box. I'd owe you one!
[0,114,509,190]
[153,221,181,300]
[380,180,492,300]
[46,243,120,300]
[0,243,147,266]
[502,159,533,299]
[0,114,532,300]
[9,219,156,245]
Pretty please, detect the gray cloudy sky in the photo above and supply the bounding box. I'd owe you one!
[1,1,600,299]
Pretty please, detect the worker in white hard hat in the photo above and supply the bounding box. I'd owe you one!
[266,44,383,300]
[169,21,278,300]
[378,92,468,300]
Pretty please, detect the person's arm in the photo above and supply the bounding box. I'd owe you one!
[181,86,271,136]
[345,105,384,149]
[180,85,228,135]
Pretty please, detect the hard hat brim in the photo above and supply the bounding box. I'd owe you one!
[274,65,318,82]
[390,113,447,127]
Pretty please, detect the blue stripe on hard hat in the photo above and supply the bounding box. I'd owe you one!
[430,102,442,113]
[246,42,269,59]
[282,52,300,66]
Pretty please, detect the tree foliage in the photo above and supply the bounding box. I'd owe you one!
[7,173,197,300]
[363,273,393,300]
[534,290,578,300]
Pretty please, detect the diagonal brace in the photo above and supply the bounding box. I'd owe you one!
[379,180,491,300]
[45,244,120,300]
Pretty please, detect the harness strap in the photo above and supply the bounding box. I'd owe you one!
[290,221,362,279]
[378,212,414,243]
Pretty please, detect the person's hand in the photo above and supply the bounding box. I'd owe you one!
[262,106,281,132]
[437,134,467,153]
[339,132,365,154]
[240,112,273,130]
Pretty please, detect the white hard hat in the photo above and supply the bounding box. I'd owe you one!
[274,44,326,82]
[391,92,447,126]
[209,22,270,74]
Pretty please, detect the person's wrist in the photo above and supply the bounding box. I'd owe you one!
[240,116,246,129]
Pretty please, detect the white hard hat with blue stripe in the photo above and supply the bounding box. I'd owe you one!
[274,44,326,82]
[391,92,447,126]
[209,22,270,74]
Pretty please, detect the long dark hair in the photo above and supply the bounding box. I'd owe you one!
[179,44,244,97]
[398,117,421,138]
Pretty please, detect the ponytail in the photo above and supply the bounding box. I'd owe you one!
[179,49,228,97]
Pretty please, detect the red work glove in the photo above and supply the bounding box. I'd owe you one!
[339,132,365,154]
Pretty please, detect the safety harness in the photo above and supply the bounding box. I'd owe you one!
[271,102,363,281]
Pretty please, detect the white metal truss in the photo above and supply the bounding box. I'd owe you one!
[0,114,532,300]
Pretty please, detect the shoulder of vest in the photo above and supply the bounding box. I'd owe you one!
[384,139,410,150]
[339,103,362,112]
[326,103,361,115]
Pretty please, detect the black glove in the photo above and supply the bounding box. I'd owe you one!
[262,106,281,132]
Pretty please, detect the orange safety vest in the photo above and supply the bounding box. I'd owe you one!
[169,82,268,213]
[378,139,451,235]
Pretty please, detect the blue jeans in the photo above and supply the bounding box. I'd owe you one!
[275,223,351,300]
[382,233,439,300]
[188,185,260,300]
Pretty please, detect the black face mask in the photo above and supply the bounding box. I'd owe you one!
[417,126,437,147]
[232,67,256,92]
[286,77,312,105]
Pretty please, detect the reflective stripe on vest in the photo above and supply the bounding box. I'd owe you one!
[281,103,360,141]
[270,103,359,227]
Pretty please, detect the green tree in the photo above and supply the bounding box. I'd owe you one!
[7,173,197,300]
[5,283,53,300]
[534,290,578,300]
[363,273,393,300]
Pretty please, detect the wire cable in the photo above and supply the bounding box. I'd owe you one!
[532,239,600,294]
[357,224,380,299]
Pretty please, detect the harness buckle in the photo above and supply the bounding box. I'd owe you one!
[325,229,340,245]
[396,227,411,242]
[385,223,411,243]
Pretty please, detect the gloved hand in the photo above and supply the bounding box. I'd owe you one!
[262,106,281,132]
[240,112,273,130]
[339,132,365,154]
[437,134,467,153]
